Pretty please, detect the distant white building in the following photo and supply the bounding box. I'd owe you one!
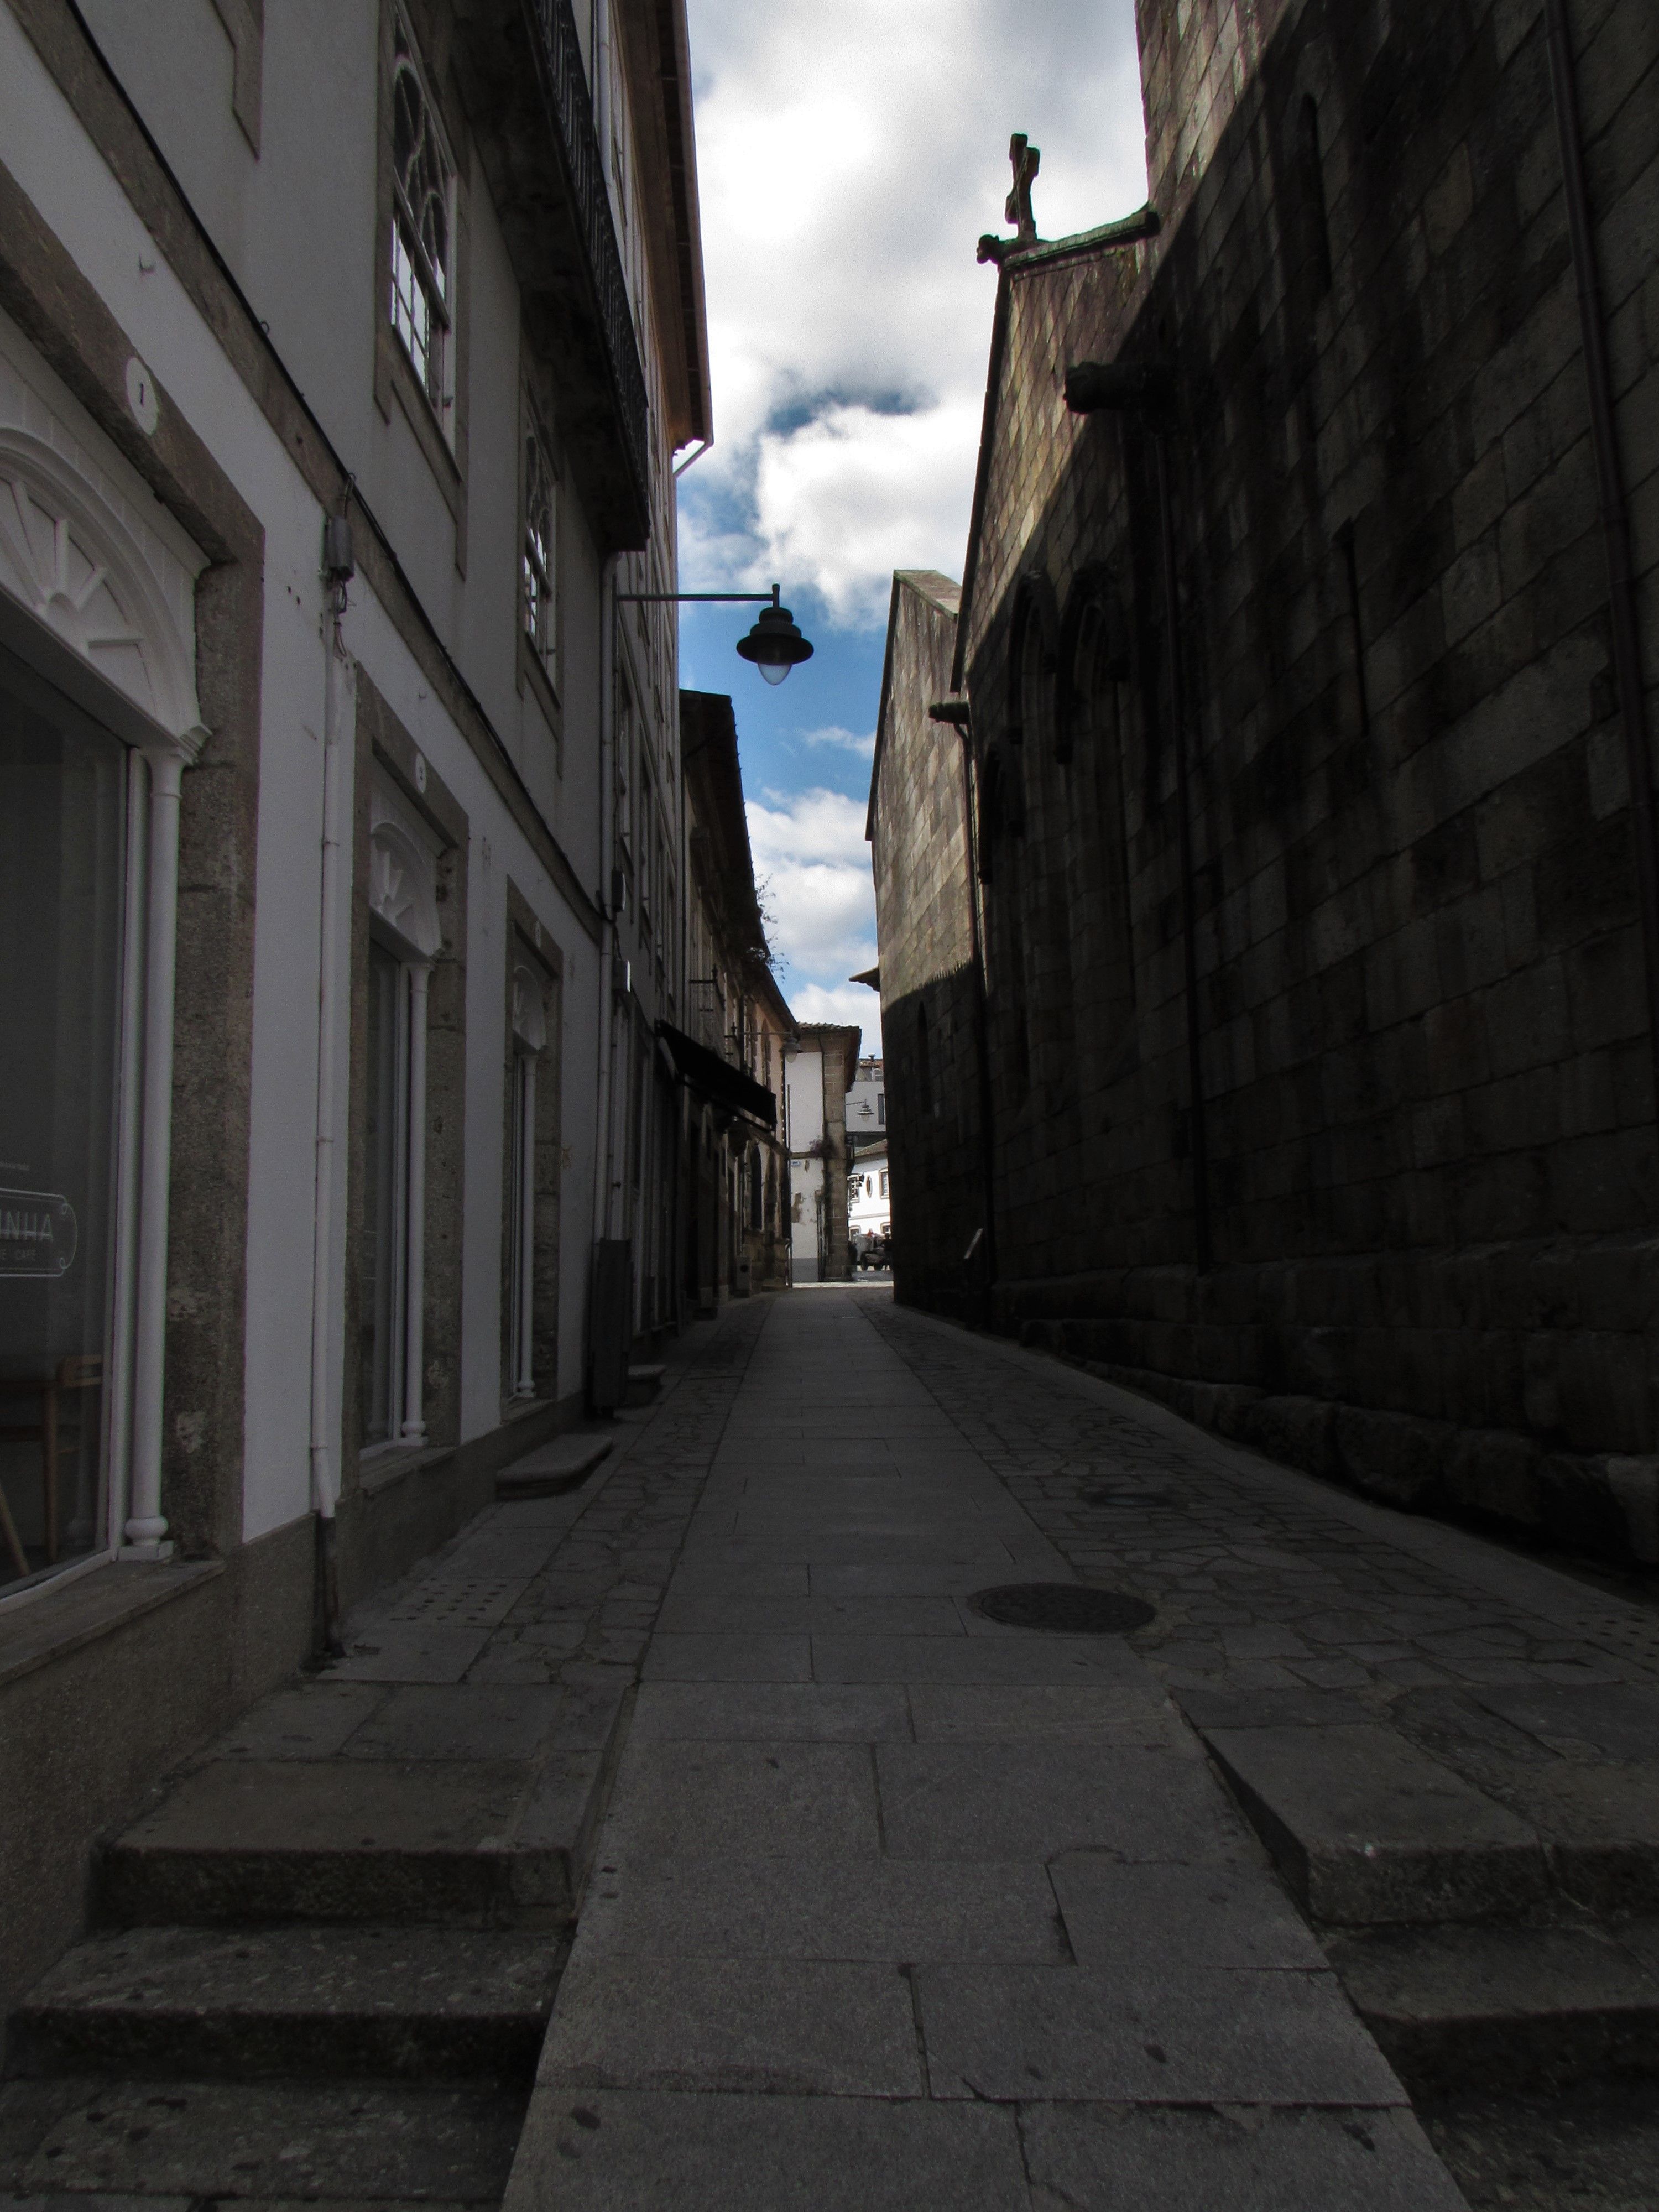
[782,1026,858,1283]
[848,1149,890,1258]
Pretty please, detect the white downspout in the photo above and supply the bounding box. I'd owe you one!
[123,745,184,1558]
[106,749,148,1552]
[309,629,356,1520]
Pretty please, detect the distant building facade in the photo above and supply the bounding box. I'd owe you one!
[784,1026,860,1284]
[849,1149,892,1261]
[870,0,1659,1559]
[676,691,792,1310]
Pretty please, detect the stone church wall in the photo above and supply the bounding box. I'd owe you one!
[875,0,1659,1556]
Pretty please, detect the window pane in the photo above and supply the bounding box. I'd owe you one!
[0,645,126,1592]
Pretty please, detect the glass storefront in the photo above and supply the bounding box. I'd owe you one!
[0,643,127,1594]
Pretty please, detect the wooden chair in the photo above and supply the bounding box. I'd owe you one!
[0,1353,102,1579]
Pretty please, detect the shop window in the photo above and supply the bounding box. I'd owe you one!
[0,651,127,1593]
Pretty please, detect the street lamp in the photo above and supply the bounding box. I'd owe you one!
[615,582,815,686]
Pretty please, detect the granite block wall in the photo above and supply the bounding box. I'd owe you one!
[873,0,1659,1553]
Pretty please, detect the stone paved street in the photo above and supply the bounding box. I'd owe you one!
[18,1284,1659,2209]
[507,1287,1485,2209]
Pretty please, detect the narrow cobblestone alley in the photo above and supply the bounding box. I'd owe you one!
[507,1288,1483,2209]
[18,1286,1659,2209]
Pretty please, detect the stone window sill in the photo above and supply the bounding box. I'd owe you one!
[0,1557,224,1694]
[357,1441,456,1500]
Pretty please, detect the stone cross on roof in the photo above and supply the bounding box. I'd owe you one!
[977,133,1042,265]
[1005,133,1040,242]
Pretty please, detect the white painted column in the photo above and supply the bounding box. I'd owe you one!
[516,1054,538,1395]
[124,745,185,1556]
[400,960,430,1444]
[105,749,149,1551]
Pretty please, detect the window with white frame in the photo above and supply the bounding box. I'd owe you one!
[361,782,441,1450]
[389,12,456,427]
[521,414,557,691]
[507,959,546,1400]
[0,327,210,1604]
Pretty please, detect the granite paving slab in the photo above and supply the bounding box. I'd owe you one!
[1019,2101,1469,2210]
[537,1955,922,2095]
[504,2090,1030,2212]
[916,1963,1406,2103]
[573,1855,1070,1963]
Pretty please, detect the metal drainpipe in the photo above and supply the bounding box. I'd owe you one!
[1543,0,1659,1108]
[1154,429,1213,1272]
[309,577,355,1657]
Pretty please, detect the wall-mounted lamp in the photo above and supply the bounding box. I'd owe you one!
[616,582,815,686]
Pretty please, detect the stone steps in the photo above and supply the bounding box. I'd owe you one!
[98,1757,591,1927]
[495,1431,613,1501]
[624,1363,665,1408]
[8,1924,561,2084]
[0,2072,525,2202]
[1193,1713,1659,2099]
[1327,1918,1659,2096]
[1199,1721,1551,1927]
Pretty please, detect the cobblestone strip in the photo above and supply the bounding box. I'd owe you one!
[460,1301,774,1693]
[861,1296,1659,1717]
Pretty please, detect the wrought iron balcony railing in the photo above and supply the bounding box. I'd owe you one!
[524,0,650,516]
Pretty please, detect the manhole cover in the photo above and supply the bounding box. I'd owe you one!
[967,1583,1155,1634]
[1083,1488,1170,1509]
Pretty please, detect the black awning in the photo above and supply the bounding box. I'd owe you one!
[656,1021,776,1130]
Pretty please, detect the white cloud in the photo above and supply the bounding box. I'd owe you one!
[799,723,877,759]
[753,399,984,626]
[747,787,875,978]
[682,0,1147,618]
[792,980,884,1051]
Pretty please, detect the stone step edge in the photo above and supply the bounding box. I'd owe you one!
[1326,1921,1659,2097]
[4,1929,566,2079]
[1202,1721,1659,1928]
[95,1687,636,1933]
[495,1434,614,1500]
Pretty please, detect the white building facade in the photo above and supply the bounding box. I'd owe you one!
[0,0,708,2018]
[783,1025,859,1285]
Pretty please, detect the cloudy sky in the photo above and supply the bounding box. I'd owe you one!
[676,0,1150,1048]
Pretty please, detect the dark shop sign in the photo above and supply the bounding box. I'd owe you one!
[0,1191,78,1278]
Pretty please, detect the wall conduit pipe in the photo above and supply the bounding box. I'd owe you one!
[1543,0,1659,1111]
[309,574,356,1653]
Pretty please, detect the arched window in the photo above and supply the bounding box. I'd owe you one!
[1061,569,1138,1046]
[521,414,558,688]
[389,13,456,421]
[1297,95,1333,296]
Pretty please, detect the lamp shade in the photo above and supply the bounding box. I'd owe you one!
[737,602,813,684]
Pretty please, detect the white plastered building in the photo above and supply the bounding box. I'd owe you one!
[0,0,710,2016]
